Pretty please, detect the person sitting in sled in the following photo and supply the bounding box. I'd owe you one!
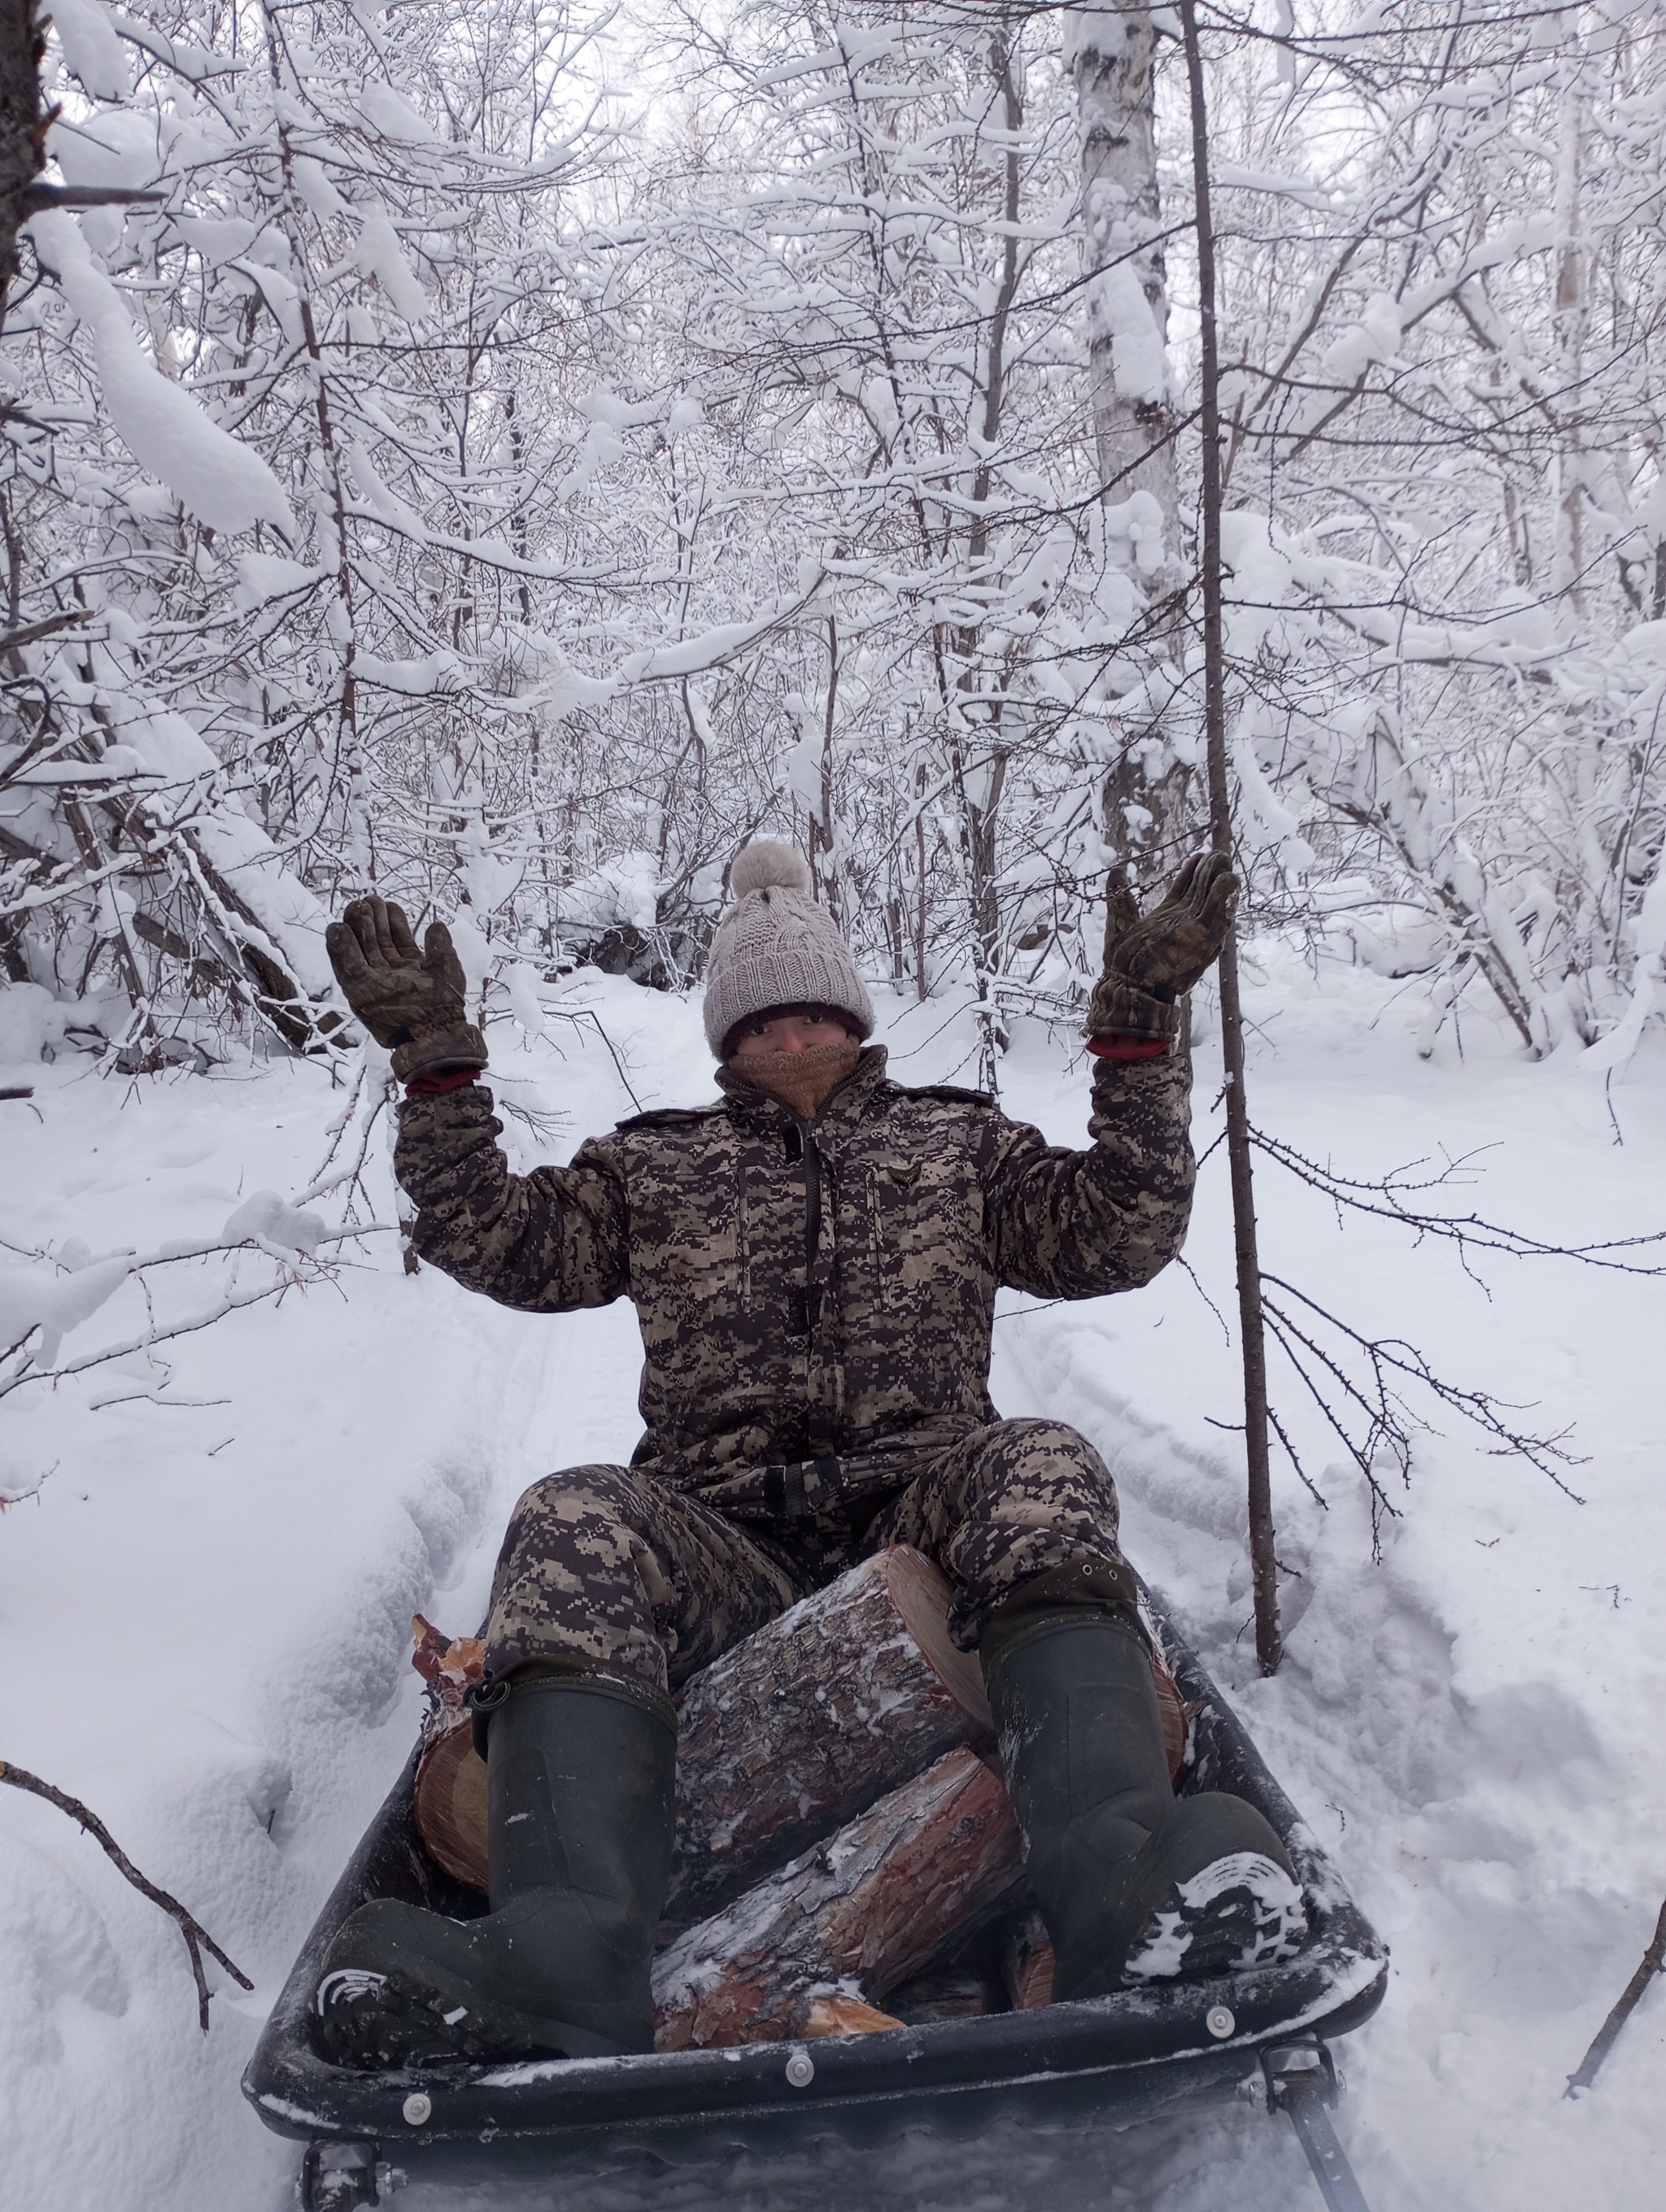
[313,841,1303,2067]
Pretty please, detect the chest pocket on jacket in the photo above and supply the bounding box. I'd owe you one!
[868,1155,979,1311]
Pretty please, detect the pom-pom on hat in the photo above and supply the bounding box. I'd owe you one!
[703,840,875,1059]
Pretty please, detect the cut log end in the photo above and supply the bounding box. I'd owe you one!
[1000,1906,1055,2011]
[879,1545,993,1735]
[799,1993,903,2040]
[412,1712,488,1892]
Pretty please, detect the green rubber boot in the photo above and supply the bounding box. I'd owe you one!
[984,1613,1306,2000]
[313,1669,675,2067]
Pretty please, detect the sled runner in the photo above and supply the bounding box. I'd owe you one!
[244,1574,1385,2211]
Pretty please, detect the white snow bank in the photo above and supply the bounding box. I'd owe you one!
[0,982,76,1062]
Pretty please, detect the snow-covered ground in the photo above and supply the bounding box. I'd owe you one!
[2,952,1663,2212]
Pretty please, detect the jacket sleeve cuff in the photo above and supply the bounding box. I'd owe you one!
[1084,979,1181,1047]
[404,1066,484,1096]
[390,1025,488,1084]
[1086,1036,1171,1062]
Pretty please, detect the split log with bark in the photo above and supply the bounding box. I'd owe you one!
[411,1547,999,1904]
[408,1616,487,1892]
[999,1904,1056,2011]
[652,1744,1024,2050]
[667,1544,997,1920]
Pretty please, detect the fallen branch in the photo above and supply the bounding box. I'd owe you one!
[0,1762,253,2032]
[1565,1896,1666,2097]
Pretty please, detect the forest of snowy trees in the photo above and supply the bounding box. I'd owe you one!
[5,0,1666,1083]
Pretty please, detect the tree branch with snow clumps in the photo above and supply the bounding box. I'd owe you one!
[0,1058,400,1422]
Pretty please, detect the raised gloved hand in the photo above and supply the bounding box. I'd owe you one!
[325,896,486,1083]
[1086,851,1236,1046]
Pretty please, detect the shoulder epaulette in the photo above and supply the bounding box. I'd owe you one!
[612,1102,726,1134]
[892,1081,997,1109]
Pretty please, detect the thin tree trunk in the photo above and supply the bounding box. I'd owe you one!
[0,0,44,337]
[1180,0,1281,1676]
[946,28,1025,1096]
[1074,7,1180,514]
[259,4,370,897]
[914,777,929,1002]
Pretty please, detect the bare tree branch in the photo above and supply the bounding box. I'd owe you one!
[0,1762,253,2034]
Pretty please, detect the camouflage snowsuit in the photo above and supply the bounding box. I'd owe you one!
[395,1045,1195,1695]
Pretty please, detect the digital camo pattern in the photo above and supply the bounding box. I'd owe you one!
[486,1417,1133,1692]
[484,1462,811,1693]
[395,1043,1195,1487]
[398,1042,1194,1683]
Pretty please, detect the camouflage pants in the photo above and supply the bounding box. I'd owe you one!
[485,1417,1131,1695]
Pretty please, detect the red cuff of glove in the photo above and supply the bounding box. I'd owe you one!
[1086,1035,1171,1063]
[404,1067,483,1097]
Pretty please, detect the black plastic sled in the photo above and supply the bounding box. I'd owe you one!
[244,1592,1387,2211]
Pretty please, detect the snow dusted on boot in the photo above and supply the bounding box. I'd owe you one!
[1121,1851,1309,1985]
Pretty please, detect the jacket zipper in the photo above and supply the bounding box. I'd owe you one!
[800,1117,822,1331]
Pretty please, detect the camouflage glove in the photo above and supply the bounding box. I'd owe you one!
[325,896,486,1083]
[1086,851,1236,1046]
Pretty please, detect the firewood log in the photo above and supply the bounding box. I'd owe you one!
[408,1553,1189,1905]
[652,1744,1024,2051]
[666,1545,995,1920]
[408,1618,487,1892]
[998,1905,1055,2011]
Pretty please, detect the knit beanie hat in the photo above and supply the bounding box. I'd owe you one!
[703,842,875,1059]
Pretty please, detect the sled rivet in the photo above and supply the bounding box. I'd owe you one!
[402,2092,432,2127]
[1206,2005,1235,2040]
[785,2049,815,2088]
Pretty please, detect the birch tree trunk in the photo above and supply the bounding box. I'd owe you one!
[1070,5,1192,870]
[1552,63,1590,616]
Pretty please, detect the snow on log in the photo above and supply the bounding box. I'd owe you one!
[652,1744,1024,2051]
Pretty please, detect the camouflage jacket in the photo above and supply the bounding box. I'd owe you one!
[395,1046,1193,1505]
